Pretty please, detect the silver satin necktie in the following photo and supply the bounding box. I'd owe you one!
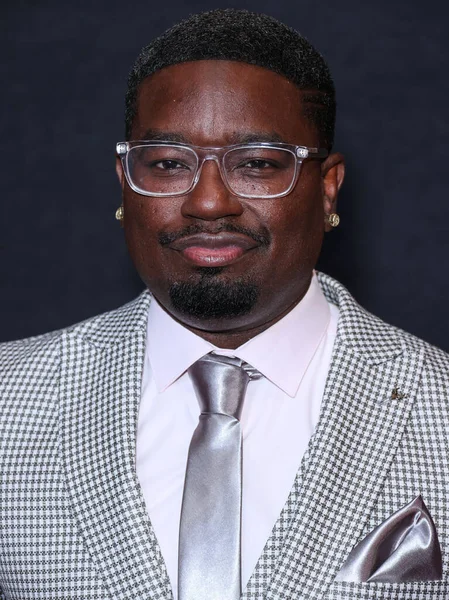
[178,353,257,600]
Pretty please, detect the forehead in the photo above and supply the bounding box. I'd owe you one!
[132,60,318,146]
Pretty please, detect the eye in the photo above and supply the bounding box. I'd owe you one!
[239,159,276,170]
[151,159,190,171]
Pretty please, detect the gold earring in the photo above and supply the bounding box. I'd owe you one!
[115,205,124,222]
[327,213,340,228]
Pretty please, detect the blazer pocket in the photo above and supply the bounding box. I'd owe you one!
[335,495,442,583]
[325,580,449,600]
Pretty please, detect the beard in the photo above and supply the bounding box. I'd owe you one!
[169,269,259,319]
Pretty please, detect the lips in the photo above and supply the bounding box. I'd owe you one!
[168,232,259,267]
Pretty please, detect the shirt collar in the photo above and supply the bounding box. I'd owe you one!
[146,272,330,397]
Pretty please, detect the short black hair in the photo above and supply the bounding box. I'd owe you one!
[125,9,336,148]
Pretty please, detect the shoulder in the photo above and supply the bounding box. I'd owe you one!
[0,291,151,388]
[0,328,62,382]
[316,271,449,380]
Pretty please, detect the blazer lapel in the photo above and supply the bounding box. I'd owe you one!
[60,292,173,600]
[266,274,425,600]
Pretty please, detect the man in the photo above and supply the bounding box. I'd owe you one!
[1,8,448,600]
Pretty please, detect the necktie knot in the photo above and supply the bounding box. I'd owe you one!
[188,353,251,420]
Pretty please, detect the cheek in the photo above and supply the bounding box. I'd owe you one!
[268,185,324,263]
[123,194,175,272]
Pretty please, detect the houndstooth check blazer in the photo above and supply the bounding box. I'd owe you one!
[1,272,449,600]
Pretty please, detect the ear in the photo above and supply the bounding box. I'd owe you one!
[115,156,125,190]
[321,152,345,232]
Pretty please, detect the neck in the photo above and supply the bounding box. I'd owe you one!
[169,292,308,350]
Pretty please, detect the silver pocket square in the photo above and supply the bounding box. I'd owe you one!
[335,495,442,583]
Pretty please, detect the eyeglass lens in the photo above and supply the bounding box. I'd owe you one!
[126,145,297,197]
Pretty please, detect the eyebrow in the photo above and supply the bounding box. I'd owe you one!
[139,129,188,143]
[235,132,284,144]
[137,129,285,145]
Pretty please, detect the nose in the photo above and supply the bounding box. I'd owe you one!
[180,158,244,221]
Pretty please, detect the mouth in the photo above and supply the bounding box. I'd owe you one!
[168,232,260,267]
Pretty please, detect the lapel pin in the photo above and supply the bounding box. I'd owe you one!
[391,387,406,400]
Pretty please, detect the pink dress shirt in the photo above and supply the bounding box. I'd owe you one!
[136,273,339,598]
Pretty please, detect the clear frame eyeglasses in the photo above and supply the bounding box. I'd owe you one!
[116,140,328,199]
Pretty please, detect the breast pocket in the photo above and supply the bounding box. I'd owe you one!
[325,580,448,600]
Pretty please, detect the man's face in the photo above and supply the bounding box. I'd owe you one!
[117,60,344,345]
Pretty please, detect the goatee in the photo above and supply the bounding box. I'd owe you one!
[169,271,259,319]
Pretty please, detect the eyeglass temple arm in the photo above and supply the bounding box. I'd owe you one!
[305,147,329,159]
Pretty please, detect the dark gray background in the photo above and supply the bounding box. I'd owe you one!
[1,0,448,349]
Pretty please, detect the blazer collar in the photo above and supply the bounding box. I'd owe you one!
[68,289,152,348]
[317,271,405,364]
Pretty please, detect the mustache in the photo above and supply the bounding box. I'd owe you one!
[158,223,271,247]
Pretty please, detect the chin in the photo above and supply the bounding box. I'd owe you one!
[168,276,260,321]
